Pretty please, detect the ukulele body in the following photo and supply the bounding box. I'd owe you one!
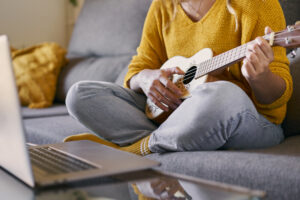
[145,48,213,123]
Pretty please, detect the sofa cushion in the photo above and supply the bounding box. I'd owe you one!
[24,115,92,144]
[147,135,300,200]
[68,0,152,57]
[56,55,132,102]
[282,49,300,136]
[114,66,129,86]
[21,104,68,119]
[12,43,66,108]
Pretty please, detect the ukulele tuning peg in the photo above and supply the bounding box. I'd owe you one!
[290,48,298,59]
[287,25,295,32]
[285,37,292,45]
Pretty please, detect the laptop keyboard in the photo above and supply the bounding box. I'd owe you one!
[29,147,97,175]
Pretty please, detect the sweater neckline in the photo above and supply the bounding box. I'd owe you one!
[178,0,221,25]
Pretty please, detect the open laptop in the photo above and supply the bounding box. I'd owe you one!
[0,35,159,188]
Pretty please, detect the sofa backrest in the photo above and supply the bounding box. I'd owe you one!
[56,0,152,101]
[279,0,300,27]
[283,50,300,136]
[67,0,153,57]
[279,0,300,136]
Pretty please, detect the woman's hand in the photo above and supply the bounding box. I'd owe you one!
[150,179,188,200]
[241,27,274,82]
[132,67,184,112]
[134,178,189,200]
[241,26,286,104]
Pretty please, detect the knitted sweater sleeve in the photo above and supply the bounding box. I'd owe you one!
[241,0,293,110]
[123,0,167,88]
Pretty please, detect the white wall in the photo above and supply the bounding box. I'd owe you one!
[0,0,69,48]
[0,0,85,49]
[66,0,85,44]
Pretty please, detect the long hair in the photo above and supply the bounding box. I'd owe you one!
[164,0,238,31]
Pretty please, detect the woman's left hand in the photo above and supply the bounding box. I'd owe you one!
[241,27,274,82]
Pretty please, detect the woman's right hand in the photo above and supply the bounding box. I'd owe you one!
[131,67,184,112]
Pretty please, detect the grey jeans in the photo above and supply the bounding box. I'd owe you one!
[66,80,284,153]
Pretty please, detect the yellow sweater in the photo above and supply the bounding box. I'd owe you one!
[124,0,293,124]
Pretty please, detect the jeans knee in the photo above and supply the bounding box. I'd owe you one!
[222,82,254,111]
[66,81,84,118]
[191,81,256,119]
[216,81,252,106]
[66,81,120,118]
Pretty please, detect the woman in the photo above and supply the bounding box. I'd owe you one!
[65,0,292,155]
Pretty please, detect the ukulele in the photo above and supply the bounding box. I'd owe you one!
[145,23,300,124]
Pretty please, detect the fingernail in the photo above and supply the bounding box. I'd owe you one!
[256,38,262,45]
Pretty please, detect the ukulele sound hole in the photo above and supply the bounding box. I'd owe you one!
[183,66,197,84]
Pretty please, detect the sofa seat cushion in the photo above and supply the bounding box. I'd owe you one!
[147,135,300,200]
[24,115,91,144]
[56,55,132,101]
[22,104,68,119]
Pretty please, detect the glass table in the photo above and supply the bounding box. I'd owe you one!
[0,168,266,200]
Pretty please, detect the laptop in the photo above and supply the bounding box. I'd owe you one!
[0,35,159,188]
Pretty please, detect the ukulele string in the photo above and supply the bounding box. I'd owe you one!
[182,35,300,81]
[182,44,249,78]
[182,52,246,80]
[263,27,300,40]
[274,35,300,40]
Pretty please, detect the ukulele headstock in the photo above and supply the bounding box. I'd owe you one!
[265,23,300,49]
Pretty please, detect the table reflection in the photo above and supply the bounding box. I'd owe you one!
[0,168,264,200]
[133,177,192,200]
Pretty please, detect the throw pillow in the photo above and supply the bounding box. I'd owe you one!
[12,43,67,108]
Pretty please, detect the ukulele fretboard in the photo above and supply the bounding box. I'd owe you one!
[195,43,248,78]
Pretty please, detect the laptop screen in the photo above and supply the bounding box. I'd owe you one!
[0,35,35,187]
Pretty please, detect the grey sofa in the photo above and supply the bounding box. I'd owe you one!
[22,0,300,199]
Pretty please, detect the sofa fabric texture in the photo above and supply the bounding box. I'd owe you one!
[67,0,152,57]
[147,135,300,200]
[282,50,300,136]
[56,55,133,101]
[279,0,300,27]
[22,0,300,199]
[22,104,68,118]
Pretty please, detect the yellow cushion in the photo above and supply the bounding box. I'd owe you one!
[11,43,67,108]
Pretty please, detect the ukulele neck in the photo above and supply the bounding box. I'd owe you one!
[195,24,300,79]
[195,43,248,79]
